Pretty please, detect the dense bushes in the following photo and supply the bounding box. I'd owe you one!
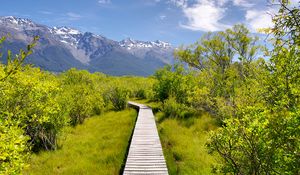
[0,37,38,173]
[60,69,105,126]
[153,64,195,104]
[163,97,196,119]
[0,120,29,174]
[152,64,197,120]
[0,36,154,173]
[10,69,68,151]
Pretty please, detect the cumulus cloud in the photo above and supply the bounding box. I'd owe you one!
[169,0,277,33]
[173,0,230,32]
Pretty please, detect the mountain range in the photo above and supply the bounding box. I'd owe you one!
[0,16,175,76]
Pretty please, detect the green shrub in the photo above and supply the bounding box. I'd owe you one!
[0,68,69,151]
[135,89,147,99]
[207,106,300,174]
[163,97,195,119]
[60,69,105,126]
[107,87,129,111]
[153,64,196,104]
[0,119,29,174]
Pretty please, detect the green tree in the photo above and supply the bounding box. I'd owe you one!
[153,64,195,104]
[270,0,300,46]
[175,24,264,120]
[206,2,300,174]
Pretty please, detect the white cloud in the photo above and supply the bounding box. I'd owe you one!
[169,0,278,33]
[178,0,230,31]
[66,12,82,20]
[98,0,111,4]
[245,9,274,31]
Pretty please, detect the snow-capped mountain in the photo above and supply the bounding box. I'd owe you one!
[50,26,82,46]
[0,16,37,29]
[0,16,175,76]
[119,38,171,49]
[119,38,173,64]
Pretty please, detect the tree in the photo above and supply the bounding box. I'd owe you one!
[175,24,264,120]
[206,2,300,174]
[153,64,195,104]
[270,0,300,46]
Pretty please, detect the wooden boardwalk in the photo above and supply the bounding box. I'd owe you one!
[123,101,168,175]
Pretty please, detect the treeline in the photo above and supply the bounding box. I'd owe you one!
[0,38,154,174]
[151,1,299,174]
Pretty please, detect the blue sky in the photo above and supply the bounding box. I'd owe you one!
[0,0,296,46]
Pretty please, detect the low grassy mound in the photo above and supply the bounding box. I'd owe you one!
[24,109,137,175]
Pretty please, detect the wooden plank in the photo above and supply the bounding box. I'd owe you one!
[123,102,168,175]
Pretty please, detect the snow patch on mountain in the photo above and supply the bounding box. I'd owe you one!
[0,16,35,26]
[51,26,81,35]
[49,27,82,47]
[119,38,171,50]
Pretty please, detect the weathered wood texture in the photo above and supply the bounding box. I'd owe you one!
[123,101,168,175]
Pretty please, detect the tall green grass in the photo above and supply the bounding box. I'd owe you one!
[131,99,220,174]
[24,109,137,175]
[157,112,220,175]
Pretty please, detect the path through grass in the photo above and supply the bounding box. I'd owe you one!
[24,109,137,175]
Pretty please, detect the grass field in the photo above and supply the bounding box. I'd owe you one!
[132,99,220,174]
[24,109,137,175]
[157,112,220,175]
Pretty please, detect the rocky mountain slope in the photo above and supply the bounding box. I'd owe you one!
[0,16,175,76]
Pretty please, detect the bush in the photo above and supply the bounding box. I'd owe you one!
[107,87,129,111]
[60,69,105,126]
[0,68,68,151]
[135,89,147,99]
[207,106,300,174]
[153,64,196,104]
[163,97,195,119]
[0,119,29,174]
